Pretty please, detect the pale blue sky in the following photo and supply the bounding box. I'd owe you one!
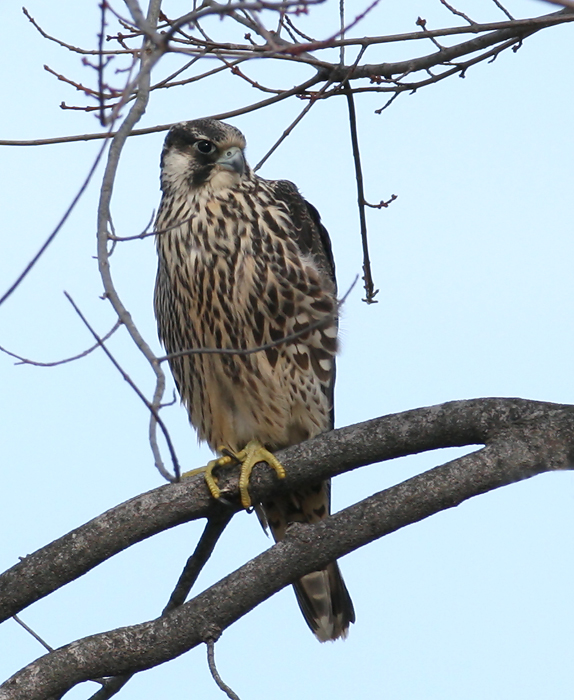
[1,1,574,698]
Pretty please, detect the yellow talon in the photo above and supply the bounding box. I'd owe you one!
[181,440,285,509]
[234,439,286,509]
[182,453,234,500]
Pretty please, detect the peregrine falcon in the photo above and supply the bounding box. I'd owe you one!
[154,118,355,641]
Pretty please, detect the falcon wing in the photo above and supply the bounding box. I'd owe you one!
[269,179,336,290]
[269,179,337,430]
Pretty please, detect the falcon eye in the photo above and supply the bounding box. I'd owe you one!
[195,140,215,154]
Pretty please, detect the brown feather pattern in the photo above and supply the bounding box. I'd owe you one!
[154,118,354,641]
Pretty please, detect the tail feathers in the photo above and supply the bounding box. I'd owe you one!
[261,482,355,641]
[293,562,355,642]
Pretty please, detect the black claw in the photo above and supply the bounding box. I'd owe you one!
[216,496,235,509]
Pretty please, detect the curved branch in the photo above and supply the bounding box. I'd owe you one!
[2,400,574,699]
[0,320,121,367]
[0,397,568,624]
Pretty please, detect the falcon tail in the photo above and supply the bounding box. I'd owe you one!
[260,481,355,641]
[293,562,355,642]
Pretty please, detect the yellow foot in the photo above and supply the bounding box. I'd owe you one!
[182,440,285,509]
[182,453,234,501]
[234,440,286,509]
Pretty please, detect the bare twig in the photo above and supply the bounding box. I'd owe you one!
[339,0,345,65]
[439,0,477,25]
[108,210,155,241]
[283,13,315,42]
[253,79,332,171]
[344,89,378,304]
[22,7,133,55]
[207,641,241,700]
[98,0,107,125]
[0,138,110,307]
[416,16,445,50]
[490,0,514,20]
[64,292,180,482]
[159,277,357,362]
[43,64,116,99]
[365,194,397,209]
[374,91,400,113]
[0,320,122,367]
[12,616,54,653]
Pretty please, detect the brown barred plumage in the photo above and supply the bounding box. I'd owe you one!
[154,118,354,641]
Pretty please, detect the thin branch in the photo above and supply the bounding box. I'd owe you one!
[251,42,366,171]
[12,616,54,653]
[63,292,180,482]
[43,64,117,100]
[374,91,400,113]
[108,210,155,242]
[94,2,176,483]
[164,509,235,613]
[216,56,284,94]
[207,641,241,700]
[490,0,514,20]
[22,7,133,55]
[150,56,202,87]
[0,138,109,307]
[365,194,397,209]
[159,276,357,362]
[416,16,445,50]
[253,93,320,171]
[345,88,378,304]
[278,0,382,57]
[439,0,477,26]
[283,13,315,42]
[98,0,107,126]
[0,320,122,367]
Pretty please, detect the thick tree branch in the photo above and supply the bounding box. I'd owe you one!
[2,400,573,699]
[0,397,570,625]
[87,510,234,699]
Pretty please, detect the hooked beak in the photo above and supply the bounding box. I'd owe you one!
[216,146,245,176]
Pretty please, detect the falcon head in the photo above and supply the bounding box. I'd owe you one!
[160,118,249,194]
